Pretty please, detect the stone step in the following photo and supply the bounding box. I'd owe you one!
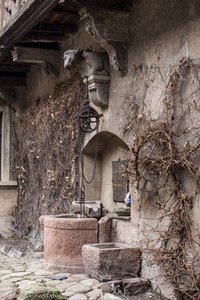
[100,277,151,298]
[122,278,151,296]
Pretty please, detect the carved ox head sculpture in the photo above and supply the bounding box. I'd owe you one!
[63,48,83,70]
[63,49,110,107]
[63,48,110,78]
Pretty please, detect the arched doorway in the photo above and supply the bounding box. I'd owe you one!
[83,131,130,212]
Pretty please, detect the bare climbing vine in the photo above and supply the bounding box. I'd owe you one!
[127,58,200,299]
[11,77,83,240]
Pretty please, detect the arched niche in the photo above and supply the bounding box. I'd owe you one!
[82,131,130,212]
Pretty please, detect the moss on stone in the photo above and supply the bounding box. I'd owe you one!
[19,284,64,300]
[114,207,130,216]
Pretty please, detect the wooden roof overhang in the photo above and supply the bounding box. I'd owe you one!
[0,0,131,88]
[0,0,61,61]
[0,0,78,88]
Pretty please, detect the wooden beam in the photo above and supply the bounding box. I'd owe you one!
[12,46,60,65]
[0,0,60,61]
[31,23,77,34]
[56,0,132,11]
[0,76,26,87]
[22,33,65,42]
[16,42,60,50]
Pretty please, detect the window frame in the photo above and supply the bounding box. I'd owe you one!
[0,105,17,186]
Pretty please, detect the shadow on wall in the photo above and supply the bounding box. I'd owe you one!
[82,131,130,212]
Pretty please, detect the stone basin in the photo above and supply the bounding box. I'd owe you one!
[40,214,98,273]
[82,242,141,281]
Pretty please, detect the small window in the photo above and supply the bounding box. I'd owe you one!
[112,159,129,202]
[0,105,13,184]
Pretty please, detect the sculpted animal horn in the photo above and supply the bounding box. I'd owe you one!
[75,48,83,54]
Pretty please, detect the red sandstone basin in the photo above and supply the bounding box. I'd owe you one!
[40,214,98,273]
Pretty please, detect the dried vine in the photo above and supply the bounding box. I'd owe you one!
[11,77,83,239]
[127,59,200,299]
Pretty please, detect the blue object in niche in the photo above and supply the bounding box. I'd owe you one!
[124,192,131,206]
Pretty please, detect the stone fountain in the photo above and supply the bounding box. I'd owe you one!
[40,214,98,273]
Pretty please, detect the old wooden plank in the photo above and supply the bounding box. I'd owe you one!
[12,46,60,65]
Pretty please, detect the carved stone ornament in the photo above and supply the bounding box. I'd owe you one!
[79,7,129,72]
[63,49,110,77]
[63,49,110,107]
[83,75,110,108]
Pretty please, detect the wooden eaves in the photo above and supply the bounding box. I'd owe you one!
[0,0,131,88]
[0,0,60,61]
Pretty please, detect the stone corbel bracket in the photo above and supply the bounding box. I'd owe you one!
[83,75,110,108]
[79,7,129,73]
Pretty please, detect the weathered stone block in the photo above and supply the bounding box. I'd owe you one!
[18,284,64,300]
[125,290,170,300]
[122,278,151,296]
[98,216,112,243]
[100,280,122,295]
[82,243,141,281]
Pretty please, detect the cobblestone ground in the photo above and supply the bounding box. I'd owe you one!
[0,251,103,300]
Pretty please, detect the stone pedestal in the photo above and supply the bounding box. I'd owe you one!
[41,214,98,273]
[82,243,141,281]
[84,75,110,108]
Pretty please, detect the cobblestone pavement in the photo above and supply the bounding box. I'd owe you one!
[0,251,103,300]
[0,250,164,300]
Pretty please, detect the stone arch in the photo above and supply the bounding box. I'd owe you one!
[82,131,130,212]
[83,131,129,154]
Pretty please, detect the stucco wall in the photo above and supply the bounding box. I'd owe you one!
[66,1,200,298]
[0,188,17,236]
[102,1,200,298]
